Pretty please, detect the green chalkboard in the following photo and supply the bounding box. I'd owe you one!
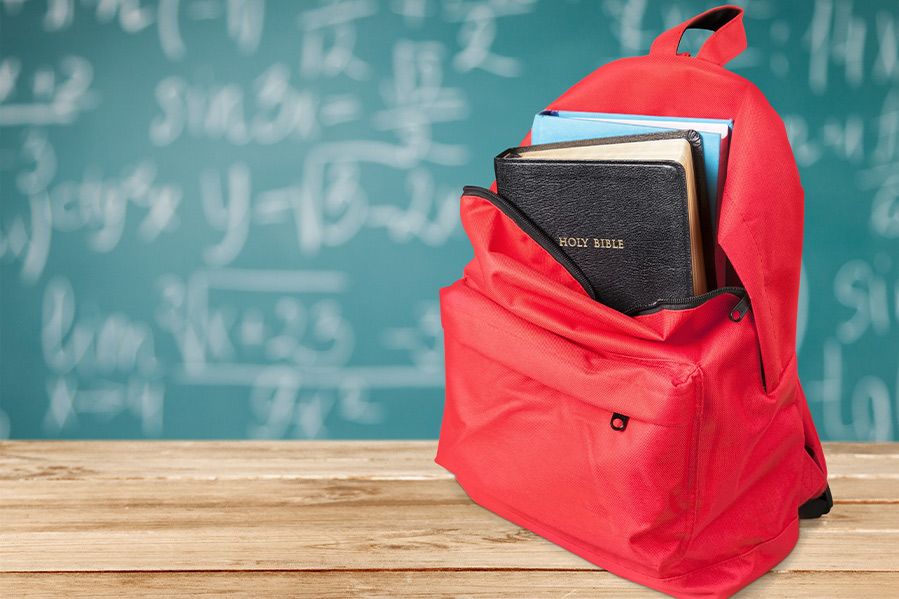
[1,0,897,440]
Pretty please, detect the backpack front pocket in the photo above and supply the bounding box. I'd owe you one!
[436,280,703,578]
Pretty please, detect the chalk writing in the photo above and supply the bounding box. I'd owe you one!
[1,0,897,441]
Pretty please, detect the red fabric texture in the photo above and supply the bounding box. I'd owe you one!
[435,6,829,598]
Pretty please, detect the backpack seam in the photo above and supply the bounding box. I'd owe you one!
[667,365,706,570]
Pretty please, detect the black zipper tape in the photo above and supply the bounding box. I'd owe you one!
[626,287,747,316]
[462,184,766,388]
[462,186,597,300]
[461,186,750,322]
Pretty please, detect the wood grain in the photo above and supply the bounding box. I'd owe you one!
[1,441,896,597]
[0,441,452,481]
[1,480,897,572]
[4,571,899,598]
[4,441,895,483]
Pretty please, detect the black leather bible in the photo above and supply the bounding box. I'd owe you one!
[494,131,711,314]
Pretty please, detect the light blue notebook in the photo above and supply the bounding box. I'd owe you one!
[532,110,732,228]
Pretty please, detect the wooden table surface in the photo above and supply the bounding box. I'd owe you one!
[1,441,897,598]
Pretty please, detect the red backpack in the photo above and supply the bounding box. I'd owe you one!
[435,6,832,598]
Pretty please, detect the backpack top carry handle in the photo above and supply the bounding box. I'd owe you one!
[650,5,747,66]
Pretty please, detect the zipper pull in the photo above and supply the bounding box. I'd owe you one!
[610,413,629,431]
[729,294,751,322]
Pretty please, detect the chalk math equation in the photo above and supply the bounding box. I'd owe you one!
[1,0,897,440]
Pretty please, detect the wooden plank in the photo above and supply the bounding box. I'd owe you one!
[825,442,899,503]
[3,571,898,598]
[0,441,452,482]
[2,478,896,572]
[1,441,896,504]
[3,441,896,485]
[828,477,899,503]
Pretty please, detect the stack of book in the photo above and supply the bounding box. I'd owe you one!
[493,110,732,315]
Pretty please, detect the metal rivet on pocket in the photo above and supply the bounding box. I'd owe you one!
[610,413,629,431]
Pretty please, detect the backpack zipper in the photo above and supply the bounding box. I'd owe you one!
[626,286,747,316]
[463,186,751,321]
[462,185,597,300]
[631,288,766,388]
[728,294,751,321]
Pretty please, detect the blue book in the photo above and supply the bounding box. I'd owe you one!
[532,110,732,229]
